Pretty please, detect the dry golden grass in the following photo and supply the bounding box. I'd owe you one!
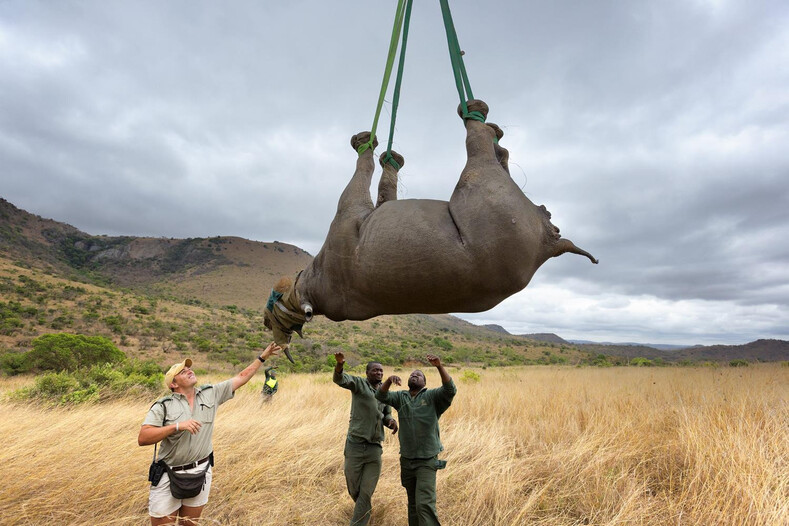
[0,365,786,525]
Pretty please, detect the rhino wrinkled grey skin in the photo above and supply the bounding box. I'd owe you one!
[269,100,597,345]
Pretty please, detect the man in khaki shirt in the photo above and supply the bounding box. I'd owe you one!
[139,342,280,525]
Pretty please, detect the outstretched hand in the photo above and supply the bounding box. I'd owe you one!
[426,354,441,367]
[334,352,345,366]
[261,342,281,360]
[386,375,402,386]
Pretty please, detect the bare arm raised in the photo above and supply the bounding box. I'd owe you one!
[231,342,281,392]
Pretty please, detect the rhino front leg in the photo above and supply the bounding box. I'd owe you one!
[375,150,405,208]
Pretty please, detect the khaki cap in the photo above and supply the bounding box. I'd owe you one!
[164,358,193,388]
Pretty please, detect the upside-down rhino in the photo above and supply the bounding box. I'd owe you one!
[264,100,597,359]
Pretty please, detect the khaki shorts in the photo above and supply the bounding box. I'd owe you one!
[148,465,213,518]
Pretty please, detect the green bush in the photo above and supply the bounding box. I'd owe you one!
[0,351,31,375]
[102,314,125,334]
[35,371,80,396]
[729,359,749,367]
[432,337,453,351]
[460,370,481,383]
[16,359,163,404]
[27,333,126,372]
[630,357,654,367]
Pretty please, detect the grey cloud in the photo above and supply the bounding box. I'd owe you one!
[2,0,788,344]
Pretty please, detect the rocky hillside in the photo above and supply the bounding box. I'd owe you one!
[1,198,311,310]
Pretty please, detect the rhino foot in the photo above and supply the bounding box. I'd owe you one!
[457,99,489,120]
[379,150,405,169]
[351,132,378,151]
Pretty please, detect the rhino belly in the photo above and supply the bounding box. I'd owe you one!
[346,199,517,316]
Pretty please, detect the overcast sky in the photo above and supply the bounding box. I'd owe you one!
[2,1,787,346]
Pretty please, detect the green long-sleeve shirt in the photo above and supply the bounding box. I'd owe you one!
[375,379,456,459]
[334,369,394,444]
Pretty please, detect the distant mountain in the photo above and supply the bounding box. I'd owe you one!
[519,333,569,344]
[568,340,693,351]
[483,324,510,334]
[574,339,789,363]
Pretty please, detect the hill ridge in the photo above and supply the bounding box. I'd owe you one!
[2,197,787,364]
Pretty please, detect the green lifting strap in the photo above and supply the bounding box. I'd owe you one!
[359,0,483,160]
[439,0,485,123]
[381,0,413,169]
[358,0,408,156]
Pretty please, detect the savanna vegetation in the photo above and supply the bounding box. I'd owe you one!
[0,365,786,525]
[2,224,786,524]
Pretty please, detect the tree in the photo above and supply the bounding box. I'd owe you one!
[28,333,125,372]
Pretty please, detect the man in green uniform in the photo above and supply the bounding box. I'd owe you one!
[138,341,280,525]
[334,351,399,525]
[375,354,456,526]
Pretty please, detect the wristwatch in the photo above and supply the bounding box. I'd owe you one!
[257,355,266,363]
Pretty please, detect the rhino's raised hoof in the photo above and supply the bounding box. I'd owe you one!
[379,150,405,169]
[457,99,489,120]
[351,132,378,151]
[487,123,504,141]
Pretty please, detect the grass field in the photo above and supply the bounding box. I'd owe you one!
[0,365,786,525]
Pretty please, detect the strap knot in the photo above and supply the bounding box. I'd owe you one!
[381,151,402,170]
[462,110,486,123]
[357,140,375,156]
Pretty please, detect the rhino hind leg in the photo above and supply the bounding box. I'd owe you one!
[376,150,405,208]
[487,123,510,175]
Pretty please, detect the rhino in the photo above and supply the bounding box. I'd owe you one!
[264,100,597,358]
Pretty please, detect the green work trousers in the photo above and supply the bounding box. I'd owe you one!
[400,456,441,526]
[344,439,383,526]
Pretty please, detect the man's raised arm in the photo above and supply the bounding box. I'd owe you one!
[375,374,402,407]
[427,354,451,384]
[230,342,280,392]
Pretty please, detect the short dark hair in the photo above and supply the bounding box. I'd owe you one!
[366,361,382,372]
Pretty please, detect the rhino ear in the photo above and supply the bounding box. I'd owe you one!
[552,238,599,264]
[273,275,293,293]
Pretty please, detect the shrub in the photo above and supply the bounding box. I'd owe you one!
[587,354,613,367]
[0,351,32,375]
[432,337,453,351]
[27,333,126,372]
[35,371,80,396]
[630,357,654,367]
[729,359,749,367]
[16,359,163,404]
[461,370,481,383]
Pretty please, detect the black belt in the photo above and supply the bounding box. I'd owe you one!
[170,455,210,472]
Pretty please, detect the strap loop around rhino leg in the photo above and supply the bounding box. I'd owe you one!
[462,110,486,123]
[357,141,374,156]
[381,151,402,171]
